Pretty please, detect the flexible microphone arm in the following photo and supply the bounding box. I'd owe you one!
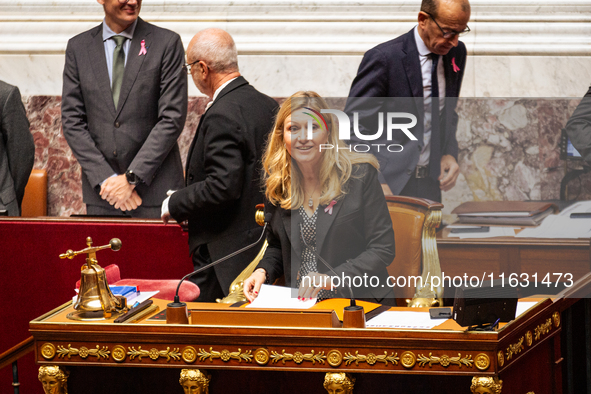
[299,223,356,307]
[172,213,272,304]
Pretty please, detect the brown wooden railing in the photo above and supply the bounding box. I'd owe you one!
[0,336,34,394]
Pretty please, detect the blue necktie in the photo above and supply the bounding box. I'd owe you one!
[429,53,441,181]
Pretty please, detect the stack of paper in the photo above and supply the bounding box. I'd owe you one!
[452,201,557,226]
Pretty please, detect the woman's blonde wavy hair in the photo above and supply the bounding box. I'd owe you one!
[262,91,379,209]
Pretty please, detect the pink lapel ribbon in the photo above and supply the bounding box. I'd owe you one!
[138,40,147,56]
[324,200,337,215]
[452,57,460,73]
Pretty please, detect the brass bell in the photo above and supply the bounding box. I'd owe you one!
[60,237,128,321]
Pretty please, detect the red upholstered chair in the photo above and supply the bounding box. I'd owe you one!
[75,264,200,302]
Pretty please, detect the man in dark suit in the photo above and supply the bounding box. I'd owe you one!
[62,0,187,217]
[161,29,279,302]
[0,80,35,216]
[565,86,591,164]
[345,0,470,202]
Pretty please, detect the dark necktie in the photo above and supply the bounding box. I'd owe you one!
[111,35,127,109]
[429,53,441,181]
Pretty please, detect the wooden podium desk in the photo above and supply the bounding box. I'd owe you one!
[30,295,569,394]
[437,227,591,285]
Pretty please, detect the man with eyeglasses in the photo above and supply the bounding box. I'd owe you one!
[161,29,278,302]
[345,0,471,202]
[62,0,187,217]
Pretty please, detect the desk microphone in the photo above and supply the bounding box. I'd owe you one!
[299,224,365,328]
[166,212,272,324]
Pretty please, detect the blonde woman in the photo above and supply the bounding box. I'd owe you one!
[244,92,395,304]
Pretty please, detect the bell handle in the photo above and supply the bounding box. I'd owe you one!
[59,238,121,260]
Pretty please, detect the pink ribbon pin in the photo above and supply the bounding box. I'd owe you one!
[324,200,337,215]
[138,40,147,56]
[452,57,460,73]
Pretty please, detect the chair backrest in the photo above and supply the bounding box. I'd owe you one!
[385,196,443,305]
[21,169,47,217]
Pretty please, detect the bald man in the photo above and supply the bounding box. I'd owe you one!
[345,0,471,202]
[162,29,279,302]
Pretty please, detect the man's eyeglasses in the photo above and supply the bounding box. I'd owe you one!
[425,12,470,39]
[182,60,201,75]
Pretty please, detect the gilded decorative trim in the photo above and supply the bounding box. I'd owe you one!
[417,353,473,368]
[552,311,560,328]
[474,353,491,371]
[327,350,343,367]
[198,347,252,363]
[401,351,416,369]
[41,343,56,360]
[127,346,181,362]
[56,344,110,359]
[416,208,443,300]
[497,351,504,367]
[525,331,533,347]
[506,337,524,361]
[112,345,126,362]
[254,348,270,365]
[343,351,399,367]
[270,350,326,365]
[182,347,197,363]
[534,318,552,341]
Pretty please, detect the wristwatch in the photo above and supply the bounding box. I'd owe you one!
[125,170,142,186]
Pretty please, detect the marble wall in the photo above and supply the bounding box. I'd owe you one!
[26,96,590,218]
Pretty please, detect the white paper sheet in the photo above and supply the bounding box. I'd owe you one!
[447,226,517,239]
[366,311,440,329]
[558,200,591,217]
[246,284,317,309]
[516,214,591,239]
[516,301,538,318]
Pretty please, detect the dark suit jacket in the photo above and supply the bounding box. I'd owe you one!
[565,86,591,163]
[169,77,279,292]
[61,18,187,208]
[345,29,466,194]
[256,164,396,302]
[0,81,34,215]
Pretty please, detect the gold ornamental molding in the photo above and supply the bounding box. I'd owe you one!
[401,351,416,369]
[417,353,473,368]
[270,350,326,365]
[254,348,270,365]
[182,347,198,363]
[506,337,524,361]
[525,331,533,347]
[56,344,110,360]
[198,347,253,363]
[112,345,126,362]
[127,346,181,362]
[552,311,561,328]
[41,343,56,360]
[327,350,343,367]
[534,318,553,341]
[497,351,505,367]
[474,353,491,371]
[343,351,399,367]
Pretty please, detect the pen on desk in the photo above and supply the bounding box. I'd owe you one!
[570,212,591,219]
[114,300,153,323]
